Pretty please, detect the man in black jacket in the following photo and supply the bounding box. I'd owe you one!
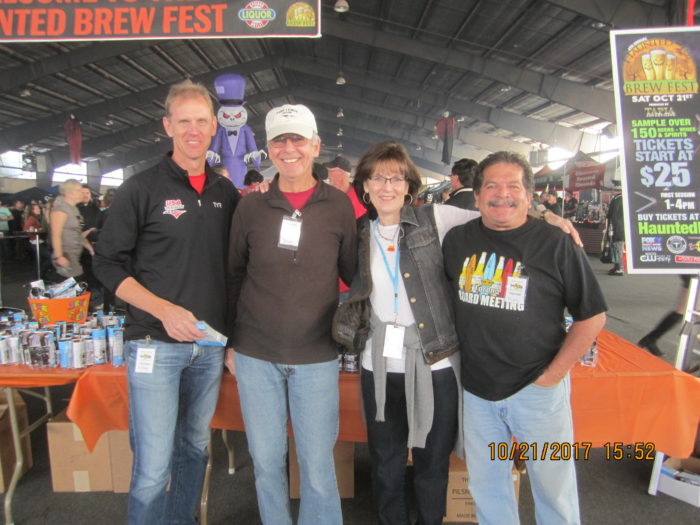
[94,79,240,525]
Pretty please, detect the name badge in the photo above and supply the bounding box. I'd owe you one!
[134,347,156,374]
[279,213,303,250]
[382,324,405,359]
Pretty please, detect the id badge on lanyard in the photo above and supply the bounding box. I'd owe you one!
[279,210,303,250]
[135,337,156,374]
[372,219,406,359]
[383,323,405,359]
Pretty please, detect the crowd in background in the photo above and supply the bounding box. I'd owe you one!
[0,186,117,309]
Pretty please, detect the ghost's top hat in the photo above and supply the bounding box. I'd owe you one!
[214,73,246,105]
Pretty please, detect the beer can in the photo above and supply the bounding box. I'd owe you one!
[27,332,44,367]
[343,352,358,373]
[40,331,57,368]
[82,337,95,366]
[108,327,124,366]
[6,336,20,364]
[72,338,85,369]
[91,329,107,365]
[55,321,67,338]
[58,338,73,368]
[0,338,8,365]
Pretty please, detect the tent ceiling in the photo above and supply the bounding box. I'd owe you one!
[0,0,689,178]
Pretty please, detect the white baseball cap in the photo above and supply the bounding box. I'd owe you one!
[265,104,317,141]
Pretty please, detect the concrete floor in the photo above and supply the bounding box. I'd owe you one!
[1,256,699,524]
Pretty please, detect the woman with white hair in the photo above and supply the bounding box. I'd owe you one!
[50,179,93,278]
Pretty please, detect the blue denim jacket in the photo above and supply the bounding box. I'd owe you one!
[332,205,459,365]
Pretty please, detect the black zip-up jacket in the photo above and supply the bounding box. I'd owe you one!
[94,154,241,342]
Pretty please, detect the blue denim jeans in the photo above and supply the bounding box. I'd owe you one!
[235,352,342,525]
[462,376,580,525]
[126,339,224,525]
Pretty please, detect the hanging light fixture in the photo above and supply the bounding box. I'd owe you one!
[416,145,422,151]
[336,72,346,85]
[19,88,31,98]
[432,133,439,140]
[337,128,344,136]
[337,107,344,118]
[334,0,349,13]
[337,141,343,149]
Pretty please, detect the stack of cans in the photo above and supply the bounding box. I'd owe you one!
[28,277,88,299]
[0,311,125,369]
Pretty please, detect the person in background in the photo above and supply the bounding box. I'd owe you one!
[51,179,92,279]
[8,199,28,261]
[444,158,478,211]
[324,155,366,218]
[638,275,692,356]
[606,187,625,275]
[94,79,240,525]
[323,155,366,302]
[240,168,264,196]
[23,202,52,279]
[564,191,578,219]
[226,104,356,525]
[542,190,563,216]
[0,201,13,261]
[78,184,103,309]
[443,151,606,525]
[96,188,118,310]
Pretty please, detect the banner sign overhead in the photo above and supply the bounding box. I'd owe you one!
[610,27,700,274]
[0,0,320,41]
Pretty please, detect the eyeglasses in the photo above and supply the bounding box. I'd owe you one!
[369,175,407,186]
[269,134,308,148]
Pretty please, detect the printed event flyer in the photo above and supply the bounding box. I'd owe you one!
[610,27,700,274]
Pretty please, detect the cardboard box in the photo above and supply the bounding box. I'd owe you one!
[0,391,33,492]
[289,437,354,499]
[108,429,133,493]
[444,453,520,523]
[47,411,133,493]
[658,457,700,507]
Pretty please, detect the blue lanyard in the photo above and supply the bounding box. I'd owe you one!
[372,219,400,318]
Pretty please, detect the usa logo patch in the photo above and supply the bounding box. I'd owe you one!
[163,199,187,219]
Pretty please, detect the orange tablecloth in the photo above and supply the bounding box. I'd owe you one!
[67,330,700,457]
[67,365,367,451]
[570,330,700,457]
[0,366,85,388]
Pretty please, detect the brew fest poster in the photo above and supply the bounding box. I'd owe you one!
[0,0,321,41]
[610,27,700,274]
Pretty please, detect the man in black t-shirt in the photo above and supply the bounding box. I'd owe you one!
[443,151,607,525]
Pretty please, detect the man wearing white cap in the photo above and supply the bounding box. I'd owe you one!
[225,104,357,525]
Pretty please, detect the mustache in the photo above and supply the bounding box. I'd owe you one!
[486,199,518,208]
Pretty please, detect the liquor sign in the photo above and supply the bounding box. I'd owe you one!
[0,0,320,42]
[610,27,700,274]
